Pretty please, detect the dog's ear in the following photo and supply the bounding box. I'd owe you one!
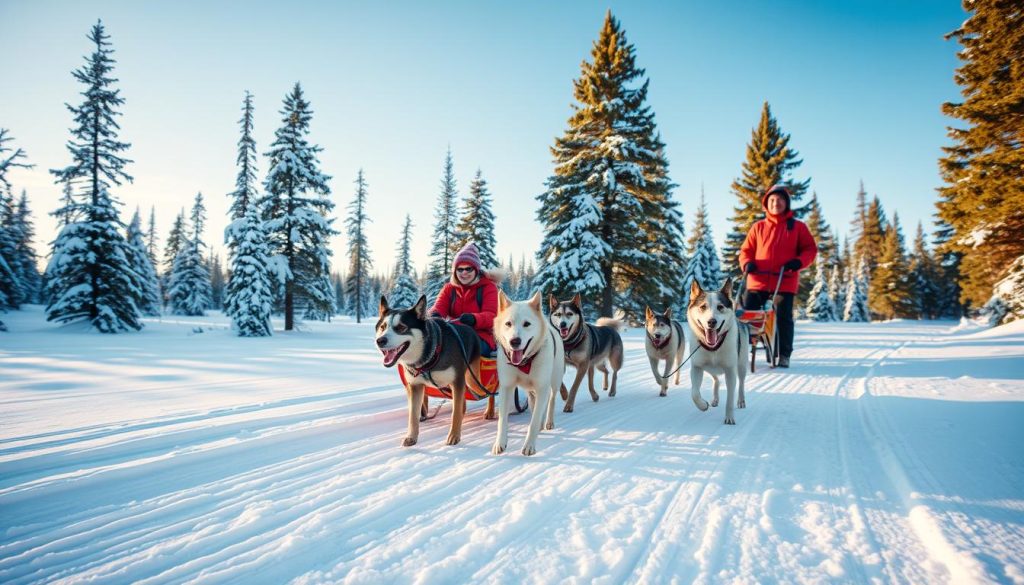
[498,290,511,312]
[663,307,673,319]
[548,294,558,312]
[528,290,542,313]
[645,306,654,322]
[413,295,427,320]
[689,279,702,304]
[720,278,733,300]
[571,293,582,312]
[379,295,389,317]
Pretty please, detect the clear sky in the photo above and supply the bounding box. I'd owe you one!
[1,0,964,277]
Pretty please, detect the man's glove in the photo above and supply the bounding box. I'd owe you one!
[784,259,802,271]
[744,262,757,274]
[458,313,477,327]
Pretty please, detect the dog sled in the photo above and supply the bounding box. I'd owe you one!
[398,356,530,416]
[735,267,786,373]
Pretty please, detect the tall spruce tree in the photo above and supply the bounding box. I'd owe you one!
[389,214,419,308]
[225,204,273,336]
[455,169,499,270]
[535,12,685,318]
[12,191,42,304]
[938,1,1024,313]
[209,252,225,310]
[682,188,721,304]
[799,192,834,306]
[909,222,940,319]
[425,148,459,300]
[229,91,258,223]
[807,259,837,322]
[168,194,212,316]
[163,210,186,290]
[125,209,161,316]
[850,180,869,248]
[722,102,810,276]
[146,206,159,269]
[828,264,846,317]
[870,213,914,320]
[46,21,142,332]
[259,82,335,330]
[344,169,373,322]
[856,195,888,272]
[843,257,871,322]
[0,131,33,311]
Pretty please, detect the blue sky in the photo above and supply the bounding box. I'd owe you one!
[0,0,964,276]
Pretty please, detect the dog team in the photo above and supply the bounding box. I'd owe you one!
[374,184,817,455]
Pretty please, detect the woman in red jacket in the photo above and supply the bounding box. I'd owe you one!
[428,242,499,357]
[738,185,817,368]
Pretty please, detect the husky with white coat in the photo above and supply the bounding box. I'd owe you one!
[685,279,749,425]
[492,291,565,456]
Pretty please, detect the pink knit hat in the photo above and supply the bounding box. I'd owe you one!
[453,242,482,273]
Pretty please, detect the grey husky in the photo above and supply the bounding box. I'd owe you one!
[548,293,625,412]
[375,295,493,447]
[685,279,749,425]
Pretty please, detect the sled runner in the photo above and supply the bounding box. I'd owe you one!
[398,356,530,414]
[735,267,786,373]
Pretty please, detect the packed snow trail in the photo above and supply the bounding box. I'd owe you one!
[1,307,1022,584]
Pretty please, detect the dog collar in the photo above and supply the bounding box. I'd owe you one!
[697,328,728,352]
[502,339,535,374]
[406,321,444,378]
[561,323,586,352]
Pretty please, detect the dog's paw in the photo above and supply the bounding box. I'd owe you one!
[492,442,506,455]
[418,415,428,422]
[484,411,497,420]
[545,421,554,430]
[590,392,600,402]
[724,416,736,425]
[521,444,537,456]
[563,404,574,413]
[445,434,461,446]
[608,390,616,398]
[711,398,719,408]
[659,388,667,397]
[738,399,746,409]
[696,399,709,412]
[402,436,418,447]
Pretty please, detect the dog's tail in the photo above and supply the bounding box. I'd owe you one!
[596,317,626,333]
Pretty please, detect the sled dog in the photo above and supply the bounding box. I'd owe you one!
[685,279,749,425]
[376,295,493,447]
[548,294,625,412]
[492,291,565,456]
[644,306,688,397]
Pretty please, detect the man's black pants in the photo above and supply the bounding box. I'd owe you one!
[742,291,795,358]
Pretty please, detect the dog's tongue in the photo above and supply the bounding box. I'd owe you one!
[512,349,526,365]
[706,327,719,346]
[559,327,570,339]
[382,347,400,364]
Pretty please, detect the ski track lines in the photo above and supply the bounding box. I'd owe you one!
[1,323,1019,584]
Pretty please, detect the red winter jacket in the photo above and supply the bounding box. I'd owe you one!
[738,211,817,295]
[428,276,498,348]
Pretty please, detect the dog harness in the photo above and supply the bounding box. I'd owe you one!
[405,319,444,384]
[562,323,601,360]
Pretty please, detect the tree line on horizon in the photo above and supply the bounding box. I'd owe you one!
[0,3,1020,334]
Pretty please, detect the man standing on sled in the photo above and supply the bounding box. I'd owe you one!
[738,184,817,368]
[428,242,500,357]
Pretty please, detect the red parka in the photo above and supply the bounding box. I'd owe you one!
[429,276,499,348]
[738,210,817,295]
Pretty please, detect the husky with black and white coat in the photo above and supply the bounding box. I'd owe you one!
[685,279,749,425]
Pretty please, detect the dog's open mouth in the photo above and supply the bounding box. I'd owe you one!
[381,342,410,367]
[509,339,531,366]
[702,323,724,346]
[559,326,570,339]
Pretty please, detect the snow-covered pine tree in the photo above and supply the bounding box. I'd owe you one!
[331,271,345,316]
[535,12,685,318]
[0,190,22,311]
[503,254,518,296]
[682,187,721,305]
[519,260,536,301]
[424,148,459,301]
[209,252,225,310]
[46,22,142,332]
[146,206,159,269]
[799,192,835,306]
[11,191,42,303]
[168,194,212,316]
[389,214,419,309]
[162,210,186,300]
[806,259,836,322]
[225,91,258,264]
[828,264,846,319]
[938,2,1024,313]
[344,169,373,322]
[454,169,499,270]
[843,257,870,322]
[225,204,273,336]
[722,102,810,277]
[908,222,939,319]
[259,82,336,330]
[125,210,161,316]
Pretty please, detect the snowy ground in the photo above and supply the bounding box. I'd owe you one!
[1,306,1023,584]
